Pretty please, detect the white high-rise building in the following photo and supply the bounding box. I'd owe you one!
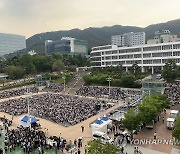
[111,32,145,47]
[0,33,26,57]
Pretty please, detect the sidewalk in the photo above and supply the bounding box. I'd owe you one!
[124,144,166,154]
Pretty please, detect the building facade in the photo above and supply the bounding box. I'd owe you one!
[111,32,145,47]
[45,37,88,56]
[90,42,180,74]
[147,30,180,44]
[0,33,26,57]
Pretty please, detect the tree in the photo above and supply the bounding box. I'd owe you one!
[121,75,135,88]
[25,63,36,75]
[5,65,25,79]
[52,53,62,60]
[162,59,178,82]
[144,94,170,112]
[52,60,65,72]
[172,116,180,140]
[138,103,158,124]
[122,108,141,134]
[83,75,92,85]
[87,139,119,154]
[33,55,52,72]
[130,62,141,77]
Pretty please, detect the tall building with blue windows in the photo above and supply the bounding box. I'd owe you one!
[0,33,26,57]
[45,37,88,56]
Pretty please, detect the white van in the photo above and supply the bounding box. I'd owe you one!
[92,131,114,144]
[170,110,179,119]
[166,118,175,129]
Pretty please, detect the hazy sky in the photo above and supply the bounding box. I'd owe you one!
[0,0,179,38]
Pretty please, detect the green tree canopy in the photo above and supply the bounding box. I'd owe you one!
[162,59,178,82]
[87,139,119,154]
[172,116,180,140]
[122,108,141,133]
[138,102,158,124]
[143,94,170,112]
[121,75,135,88]
[5,65,25,80]
[130,62,141,77]
[52,60,65,72]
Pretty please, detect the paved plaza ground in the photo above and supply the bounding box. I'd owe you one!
[131,109,180,154]
[0,92,179,154]
[0,93,123,154]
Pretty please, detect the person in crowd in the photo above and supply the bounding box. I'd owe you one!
[164,83,180,106]
[0,87,38,99]
[0,93,111,126]
[75,86,142,101]
[4,126,66,153]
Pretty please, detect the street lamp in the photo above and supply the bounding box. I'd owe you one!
[62,76,66,92]
[25,91,32,130]
[106,77,111,99]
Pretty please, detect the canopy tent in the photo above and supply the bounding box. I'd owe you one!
[91,116,112,134]
[101,115,112,124]
[95,119,104,125]
[19,115,39,127]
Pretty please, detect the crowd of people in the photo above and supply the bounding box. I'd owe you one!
[164,83,180,106]
[0,93,111,126]
[3,126,66,153]
[44,83,64,93]
[0,87,38,99]
[75,86,142,101]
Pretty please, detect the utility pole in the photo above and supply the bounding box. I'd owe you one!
[106,77,111,99]
[26,90,32,130]
[62,76,66,92]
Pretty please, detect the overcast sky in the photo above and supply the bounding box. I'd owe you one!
[0,0,179,38]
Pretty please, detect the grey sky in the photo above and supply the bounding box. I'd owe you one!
[0,0,179,38]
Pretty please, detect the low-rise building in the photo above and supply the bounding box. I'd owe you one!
[147,30,180,44]
[90,42,180,74]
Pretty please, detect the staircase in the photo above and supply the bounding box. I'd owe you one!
[65,71,86,95]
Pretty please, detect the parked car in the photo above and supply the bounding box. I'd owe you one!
[92,131,114,144]
[166,118,175,129]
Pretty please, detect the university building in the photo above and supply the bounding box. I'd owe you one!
[91,30,180,74]
[90,42,180,74]
[0,33,26,57]
[45,37,88,56]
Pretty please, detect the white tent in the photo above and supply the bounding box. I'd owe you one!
[91,116,112,134]
[91,119,107,134]
[19,115,39,128]
[100,115,112,126]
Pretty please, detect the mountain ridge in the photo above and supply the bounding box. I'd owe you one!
[26,18,180,53]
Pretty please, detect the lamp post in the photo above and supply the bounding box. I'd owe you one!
[25,91,32,130]
[106,77,111,99]
[55,142,58,154]
[62,76,66,92]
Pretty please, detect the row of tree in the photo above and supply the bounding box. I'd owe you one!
[122,94,170,134]
[0,53,89,80]
[83,74,141,88]
[91,63,143,79]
